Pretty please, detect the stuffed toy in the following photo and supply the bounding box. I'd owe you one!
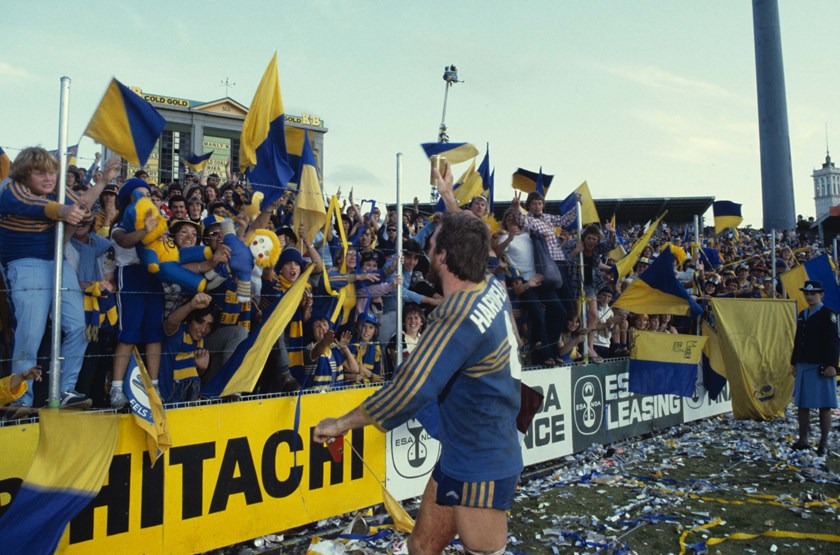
[122,187,211,292]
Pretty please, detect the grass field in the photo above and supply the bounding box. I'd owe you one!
[260,406,839,554]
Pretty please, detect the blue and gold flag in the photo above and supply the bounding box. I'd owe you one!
[614,246,702,316]
[292,131,326,247]
[83,79,166,166]
[239,52,295,206]
[204,265,315,397]
[629,330,706,397]
[512,167,553,195]
[420,142,479,165]
[182,150,214,172]
[779,253,840,313]
[0,410,118,555]
[712,201,743,234]
[124,347,171,465]
[614,212,667,283]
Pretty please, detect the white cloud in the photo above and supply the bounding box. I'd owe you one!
[601,63,735,100]
[0,62,30,79]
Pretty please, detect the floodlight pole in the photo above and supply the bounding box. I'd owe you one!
[49,76,71,408]
[432,65,461,204]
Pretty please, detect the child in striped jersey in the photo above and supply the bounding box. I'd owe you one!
[158,293,213,403]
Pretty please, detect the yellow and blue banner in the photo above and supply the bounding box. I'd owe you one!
[0,410,118,555]
[124,347,171,465]
[48,144,79,166]
[183,150,214,172]
[614,246,702,316]
[435,157,485,211]
[614,212,667,283]
[512,167,553,195]
[239,52,295,206]
[0,146,9,181]
[629,330,706,397]
[204,265,315,397]
[292,130,326,247]
[478,144,492,209]
[779,253,840,313]
[83,79,166,167]
[712,201,743,234]
[420,142,479,165]
[708,298,796,420]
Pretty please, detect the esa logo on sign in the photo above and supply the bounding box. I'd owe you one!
[390,419,440,479]
[573,376,603,436]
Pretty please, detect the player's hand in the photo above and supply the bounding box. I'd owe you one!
[313,418,345,443]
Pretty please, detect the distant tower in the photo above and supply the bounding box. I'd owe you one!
[812,149,840,220]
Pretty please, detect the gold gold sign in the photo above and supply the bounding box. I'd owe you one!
[285,113,322,127]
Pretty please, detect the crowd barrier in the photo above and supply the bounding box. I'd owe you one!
[0,360,730,554]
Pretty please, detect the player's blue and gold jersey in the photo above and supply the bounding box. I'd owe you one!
[363,276,523,482]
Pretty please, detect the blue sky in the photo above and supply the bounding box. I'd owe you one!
[3,1,839,227]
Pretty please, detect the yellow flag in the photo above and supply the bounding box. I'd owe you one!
[710,298,796,420]
[614,211,667,283]
[383,486,415,533]
[292,132,326,247]
[779,264,808,312]
[574,181,599,225]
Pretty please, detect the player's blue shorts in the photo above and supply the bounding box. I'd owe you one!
[433,462,519,511]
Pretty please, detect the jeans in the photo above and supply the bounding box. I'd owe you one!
[6,258,87,406]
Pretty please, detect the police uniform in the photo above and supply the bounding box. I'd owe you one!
[362,276,523,510]
[791,298,839,409]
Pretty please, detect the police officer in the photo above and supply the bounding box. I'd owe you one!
[790,280,839,456]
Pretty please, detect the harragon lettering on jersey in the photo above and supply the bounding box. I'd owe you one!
[469,279,508,333]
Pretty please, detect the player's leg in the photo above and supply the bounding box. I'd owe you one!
[407,475,456,555]
[453,505,508,554]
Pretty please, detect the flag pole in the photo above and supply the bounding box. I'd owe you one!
[694,214,701,335]
[49,76,71,408]
[395,153,404,367]
[770,229,777,299]
[576,197,588,362]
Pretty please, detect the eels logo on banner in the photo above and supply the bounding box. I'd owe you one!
[614,246,702,316]
[183,150,213,172]
[83,78,166,167]
[125,347,171,465]
[779,253,840,313]
[629,330,706,397]
[511,167,553,195]
[239,52,295,207]
[709,298,796,420]
[420,142,479,165]
[712,201,743,234]
[0,410,118,555]
[203,264,315,397]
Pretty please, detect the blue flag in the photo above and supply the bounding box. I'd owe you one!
[614,246,703,316]
[0,411,118,555]
[83,78,166,167]
[239,53,295,206]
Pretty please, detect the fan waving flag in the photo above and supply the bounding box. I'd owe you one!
[712,201,743,234]
[0,410,118,555]
[614,246,702,316]
[629,330,706,397]
[420,142,479,165]
[512,167,553,195]
[83,78,166,166]
[183,150,213,172]
[292,131,326,247]
[239,52,295,206]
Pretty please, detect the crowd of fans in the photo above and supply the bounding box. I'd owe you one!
[0,146,832,411]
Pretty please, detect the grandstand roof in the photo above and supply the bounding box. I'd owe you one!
[405,196,714,225]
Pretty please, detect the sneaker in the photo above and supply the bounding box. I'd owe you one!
[61,390,92,408]
[110,387,129,409]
